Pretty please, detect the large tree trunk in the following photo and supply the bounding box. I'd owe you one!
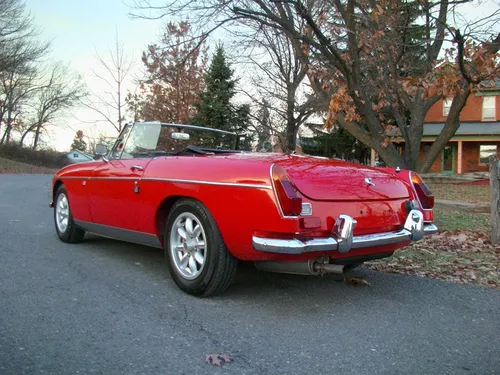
[32,122,42,150]
[418,87,471,172]
[285,123,297,152]
[285,90,297,152]
[2,122,12,144]
[0,127,7,144]
[19,129,30,146]
[403,98,426,171]
[337,113,407,168]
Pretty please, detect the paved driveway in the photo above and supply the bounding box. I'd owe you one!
[0,174,499,375]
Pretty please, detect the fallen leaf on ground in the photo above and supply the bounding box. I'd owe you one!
[366,230,500,288]
[218,353,232,363]
[345,277,370,286]
[206,353,231,366]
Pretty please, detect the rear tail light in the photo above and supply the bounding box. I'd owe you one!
[271,164,302,216]
[410,172,434,209]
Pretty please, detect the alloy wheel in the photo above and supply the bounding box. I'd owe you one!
[170,212,207,280]
[55,193,70,233]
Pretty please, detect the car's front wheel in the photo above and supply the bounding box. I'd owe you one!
[165,199,237,297]
[54,185,85,243]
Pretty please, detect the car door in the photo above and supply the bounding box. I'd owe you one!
[88,123,160,231]
[89,158,150,231]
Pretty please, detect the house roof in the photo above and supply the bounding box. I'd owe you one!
[481,79,500,90]
[424,122,500,136]
[66,149,93,159]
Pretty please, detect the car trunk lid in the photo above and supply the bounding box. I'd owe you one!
[276,156,410,201]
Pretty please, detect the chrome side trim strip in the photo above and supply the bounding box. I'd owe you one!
[61,176,137,181]
[74,220,162,249]
[60,176,91,180]
[142,177,272,189]
[92,177,138,180]
[253,210,438,255]
[59,176,271,189]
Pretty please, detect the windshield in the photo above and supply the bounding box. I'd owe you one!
[112,122,239,159]
[157,123,238,151]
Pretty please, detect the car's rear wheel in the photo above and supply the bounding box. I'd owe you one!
[165,198,237,297]
[54,185,85,243]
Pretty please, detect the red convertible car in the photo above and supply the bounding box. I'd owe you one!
[51,122,437,296]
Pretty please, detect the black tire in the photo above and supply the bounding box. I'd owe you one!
[54,185,85,243]
[164,198,237,297]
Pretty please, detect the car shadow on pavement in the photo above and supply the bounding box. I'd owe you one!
[75,233,455,309]
[78,234,165,267]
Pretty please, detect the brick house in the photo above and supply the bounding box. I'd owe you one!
[371,83,500,173]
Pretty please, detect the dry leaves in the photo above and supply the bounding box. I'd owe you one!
[345,277,370,286]
[366,230,500,288]
[206,353,232,366]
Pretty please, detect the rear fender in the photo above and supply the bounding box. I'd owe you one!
[378,167,434,222]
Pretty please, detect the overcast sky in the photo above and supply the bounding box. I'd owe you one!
[26,0,163,150]
[25,0,500,151]
[27,0,160,73]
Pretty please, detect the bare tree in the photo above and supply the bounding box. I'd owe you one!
[131,0,500,172]
[82,31,135,134]
[0,0,50,143]
[20,64,87,149]
[239,26,316,152]
[0,0,40,72]
[247,97,272,150]
[0,44,41,144]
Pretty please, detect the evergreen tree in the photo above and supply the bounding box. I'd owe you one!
[301,127,370,165]
[70,130,87,152]
[192,45,250,134]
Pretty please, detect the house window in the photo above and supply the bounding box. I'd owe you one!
[73,153,78,158]
[479,145,497,164]
[482,96,496,121]
[443,98,452,116]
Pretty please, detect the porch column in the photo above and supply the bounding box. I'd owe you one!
[457,141,463,174]
[371,148,376,167]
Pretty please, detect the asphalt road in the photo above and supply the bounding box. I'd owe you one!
[0,174,499,375]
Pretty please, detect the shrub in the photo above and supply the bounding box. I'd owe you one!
[0,142,68,168]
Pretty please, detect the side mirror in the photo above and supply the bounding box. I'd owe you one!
[95,144,108,156]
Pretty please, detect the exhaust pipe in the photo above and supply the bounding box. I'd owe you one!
[254,258,345,277]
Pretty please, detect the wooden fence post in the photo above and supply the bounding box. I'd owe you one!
[489,156,500,245]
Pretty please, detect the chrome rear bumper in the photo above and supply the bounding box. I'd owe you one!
[253,210,438,255]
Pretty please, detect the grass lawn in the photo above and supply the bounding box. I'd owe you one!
[0,156,57,174]
[433,208,490,232]
[427,182,490,204]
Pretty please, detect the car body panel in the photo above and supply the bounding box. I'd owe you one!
[54,162,98,223]
[51,123,436,266]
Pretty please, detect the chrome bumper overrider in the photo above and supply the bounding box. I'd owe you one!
[253,210,438,255]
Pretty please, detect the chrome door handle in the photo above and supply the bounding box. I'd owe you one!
[131,165,143,171]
